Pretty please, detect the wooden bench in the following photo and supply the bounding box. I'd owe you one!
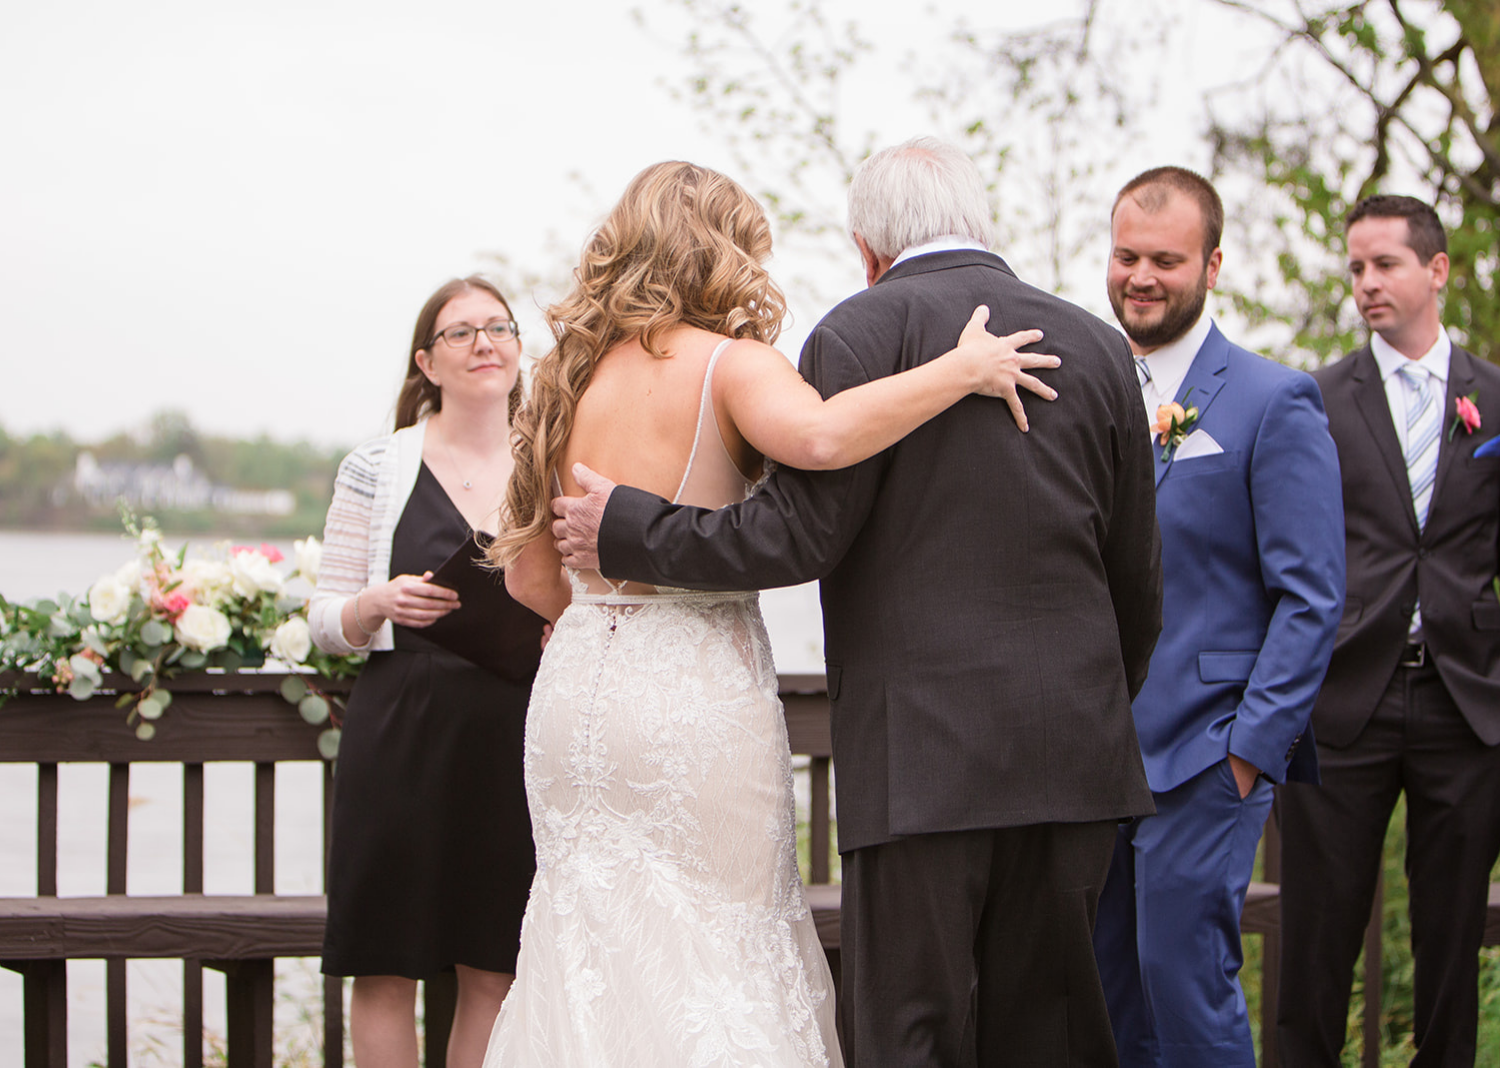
[0,670,842,1067]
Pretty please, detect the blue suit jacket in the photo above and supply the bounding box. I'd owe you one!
[1134,324,1345,792]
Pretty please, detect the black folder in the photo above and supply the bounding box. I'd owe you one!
[423,532,547,684]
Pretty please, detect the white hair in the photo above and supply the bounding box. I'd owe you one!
[846,137,995,259]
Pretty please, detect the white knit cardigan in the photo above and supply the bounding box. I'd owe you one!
[308,420,428,655]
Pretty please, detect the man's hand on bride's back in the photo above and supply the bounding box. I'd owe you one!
[552,462,617,571]
[956,304,1061,433]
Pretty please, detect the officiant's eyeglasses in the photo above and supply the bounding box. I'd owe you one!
[431,320,521,348]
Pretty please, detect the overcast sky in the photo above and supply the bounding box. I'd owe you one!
[2,0,1258,451]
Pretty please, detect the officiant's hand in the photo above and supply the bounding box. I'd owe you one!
[553,462,616,570]
[369,571,460,629]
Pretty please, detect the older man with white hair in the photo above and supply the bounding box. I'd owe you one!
[553,137,1161,1066]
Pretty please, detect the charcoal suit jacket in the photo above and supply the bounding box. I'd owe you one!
[595,250,1161,851]
[1311,343,1500,746]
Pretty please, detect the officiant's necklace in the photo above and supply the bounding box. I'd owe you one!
[436,423,477,490]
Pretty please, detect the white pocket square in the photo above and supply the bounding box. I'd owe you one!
[1173,429,1224,460]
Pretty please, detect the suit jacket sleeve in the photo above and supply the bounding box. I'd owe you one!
[1103,344,1164,700]
[1230,372,1346,780]
[598,325,889,590]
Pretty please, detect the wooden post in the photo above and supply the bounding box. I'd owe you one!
[107,763,130,1067]
[184,762,205,1068]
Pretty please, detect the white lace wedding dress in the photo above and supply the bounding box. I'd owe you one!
[483,341,843,1067]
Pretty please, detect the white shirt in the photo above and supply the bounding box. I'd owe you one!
[890,235,988,268]
[1139,314,1215,420]
[1371,329,1452,454]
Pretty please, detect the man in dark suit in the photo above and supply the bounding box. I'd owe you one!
[1278,195,1500,1066]
[551,137,1161,1066]
[1089,167,1345,1067]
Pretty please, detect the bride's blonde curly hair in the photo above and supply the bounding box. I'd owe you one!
[491,161,787,566]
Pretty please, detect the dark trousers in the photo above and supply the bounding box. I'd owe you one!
[1277,661,1500,1067]
[840,820,1120,1068]
[1094,758,1274,1068]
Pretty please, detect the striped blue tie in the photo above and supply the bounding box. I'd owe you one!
[1399,364,1439,529]
[1135,357,1152,390]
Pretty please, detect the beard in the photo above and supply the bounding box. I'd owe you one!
[1110,270,1209,350]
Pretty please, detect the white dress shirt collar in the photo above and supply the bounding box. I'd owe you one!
[890,235,989,268]
[1371,329,1451,385]
[1140,314,1215,409]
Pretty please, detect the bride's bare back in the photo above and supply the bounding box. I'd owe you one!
[562,325,760,508]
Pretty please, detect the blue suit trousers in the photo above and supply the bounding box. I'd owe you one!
[1093,758,1273,1067]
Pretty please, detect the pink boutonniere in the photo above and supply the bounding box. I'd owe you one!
[1449,392,1481,441]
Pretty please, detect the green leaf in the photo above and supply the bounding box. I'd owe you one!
[179,651,207,669]
[215,650,244,673]
[138,696,163,720]
[279,675,309,703]
[317,727,341,760]
[140,620,172,646]
[115,693,134,709]
[135,722,156,742]
[154,689,172,709]
[69,655,101,684]
[68,674,97,700]
[298,694,330,725]
[129,658,153,683]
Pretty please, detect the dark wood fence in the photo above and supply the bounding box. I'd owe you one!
[3,670,1494,1066]
[0,670,838,1068]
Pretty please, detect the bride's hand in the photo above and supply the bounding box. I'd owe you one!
[955,305,1060,432]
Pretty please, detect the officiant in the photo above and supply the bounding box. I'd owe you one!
[308,275,542,1068]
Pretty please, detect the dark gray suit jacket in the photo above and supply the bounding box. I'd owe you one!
[1311,344,1500,746]
[598,250,1161,851]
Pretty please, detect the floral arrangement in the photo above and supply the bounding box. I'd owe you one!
[0,511,360,757]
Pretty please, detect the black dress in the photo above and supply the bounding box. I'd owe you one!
[322,463,536,978]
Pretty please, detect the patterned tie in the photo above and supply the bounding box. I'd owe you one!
[1399,364,1439,529]
[1135,357,1152,390]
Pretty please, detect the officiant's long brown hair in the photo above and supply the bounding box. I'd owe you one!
[491,161,787,566]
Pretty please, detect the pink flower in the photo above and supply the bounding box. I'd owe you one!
[157,591,192,621]
[1456,395,1481,434]
[232,543,284,564]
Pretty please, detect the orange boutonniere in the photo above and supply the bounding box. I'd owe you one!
[1151,389,1200,461]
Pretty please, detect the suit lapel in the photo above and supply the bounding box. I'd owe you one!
[1349,348,1420,536]
[1431,348,1476,512]
[1155,325,1229,486]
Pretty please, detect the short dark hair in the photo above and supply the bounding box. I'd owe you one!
[1112,166,1224,262]
[1345,194,1447,264]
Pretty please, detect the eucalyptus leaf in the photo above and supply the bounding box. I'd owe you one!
[83,631,109,657]
[69,655,102,683]
[138,696,163,720]
[165,646,185,666]
[115,692,135,709]
[48,613,76,638]
[140,620,172,646]
[35,600,58,616]
[298,694,330,725]
[279,675,309,703]
[216,650,244,673]
[136,722,156,741]
[70,601,95,626]
[119,648,138,673]
[68,674,97,700]
[155,689,172,709]
[179,651,207,669]
[130,658,153,683]
[317,728,341,760]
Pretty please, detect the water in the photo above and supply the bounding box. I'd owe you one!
[0,529,825,1063]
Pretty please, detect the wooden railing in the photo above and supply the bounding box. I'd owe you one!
[7,670,1492,1066]
[0,670,840,1068]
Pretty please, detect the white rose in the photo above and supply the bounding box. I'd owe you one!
[268,616,312,664]
[88,575,132,626]
[175,604,232,652]
[293,537,322,585]
[230,550,285,598]
[179,559,234,606]
[114,557,144,595]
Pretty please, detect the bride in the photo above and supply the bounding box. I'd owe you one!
[484,161,1056,1066]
